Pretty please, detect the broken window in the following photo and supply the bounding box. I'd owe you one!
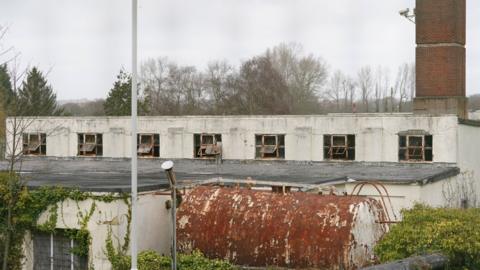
[399,134,433,162]
[137,134,160,157]
[323,135,355,160]
[255,134,285,159]
[194,133,222,158]
[77,133,103,156]
[33,231,88,270]
[23,133,47,156]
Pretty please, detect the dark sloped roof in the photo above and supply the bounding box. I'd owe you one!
[0,158,460,192]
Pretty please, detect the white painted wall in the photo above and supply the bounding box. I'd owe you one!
[343,182,422,220]
[341,174,469,220]
[6,114,459,163]
[457,124,480,174]
[21,192,171,270]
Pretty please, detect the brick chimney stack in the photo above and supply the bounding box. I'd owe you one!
[413,0,467,118]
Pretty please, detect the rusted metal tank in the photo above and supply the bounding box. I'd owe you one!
[176,186,387,269]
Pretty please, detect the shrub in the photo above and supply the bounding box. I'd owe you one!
[115,250,236,270]
[138,250,169,270]
[177,250,235,270]
[374,204,480,269]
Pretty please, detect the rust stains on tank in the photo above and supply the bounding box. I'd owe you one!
[176,186,387,269]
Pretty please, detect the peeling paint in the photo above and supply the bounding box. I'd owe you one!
[177,186,387,269]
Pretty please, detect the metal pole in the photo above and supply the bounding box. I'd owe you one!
[171,184,177,270]
[161,161,177,270]
[130,0,138,269]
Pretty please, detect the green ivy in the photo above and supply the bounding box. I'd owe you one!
[375,204,480,269]
[104,198,132,269]
[0,171,128,269]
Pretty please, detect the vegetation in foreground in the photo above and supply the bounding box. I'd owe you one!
[109,250,236,270]
[375,204,480,269]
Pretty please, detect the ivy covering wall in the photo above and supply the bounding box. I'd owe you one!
[0,171,128,269]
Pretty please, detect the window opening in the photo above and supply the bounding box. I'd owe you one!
[323,134,355,160]
[137,134,160,157]
[194,133,222,158]
[23,133,47,156]
[255,134,285,159]
[78,133,103,156]
[399,134,433,162]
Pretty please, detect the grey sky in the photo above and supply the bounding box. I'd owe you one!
[1,0,479,100]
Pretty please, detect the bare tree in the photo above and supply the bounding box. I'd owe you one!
[265,43,328,114]
[1,58,64,269]
[343,76,356,113]
[324,70,344,112]
[1,57,29,270]
[407,63,415,110]
[140,57,171,115]
[373,66,390,113]
[140,58,207,115]
[204,60,236,114]
[395,63,414,112]
[0,25,20,66]
[357,66,373,112]
[442,171,479,208]
[233,56,292,114]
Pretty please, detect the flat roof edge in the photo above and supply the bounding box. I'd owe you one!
[459,118,480,127]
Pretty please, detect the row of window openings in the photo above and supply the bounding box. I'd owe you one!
[22,133,433,162]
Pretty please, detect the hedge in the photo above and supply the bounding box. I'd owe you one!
[375,204,480,269]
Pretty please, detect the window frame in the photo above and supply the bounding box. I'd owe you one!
[22,133,47,156]
[323,134,355,161]
[194,133,222,158]
[255,134,285,159]
[33,230,88,270]
[137,133,160,158]
[399,134,433,162]
[77,133,103,157]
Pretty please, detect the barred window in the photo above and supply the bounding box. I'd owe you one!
[194,133,222,158]
[33,231,88,270]
[78,133,103,156]
[255,134,285,159]
[137,134,160,157]
[399,134,433,162]
[323,134,355,161]
[23,133,46,156]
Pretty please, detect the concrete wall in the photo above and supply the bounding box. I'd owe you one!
[6,114,459,163]
[342,175,462,219]
[454,124,480,207]
[22,192,171,270]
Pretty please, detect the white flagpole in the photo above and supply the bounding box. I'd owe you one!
[131,0,138,269]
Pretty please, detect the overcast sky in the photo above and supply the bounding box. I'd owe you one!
[0,0,479,100]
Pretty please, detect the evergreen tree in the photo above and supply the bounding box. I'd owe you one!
[17,67,63,116]
[104,70,133,116]
[0,64,14,113]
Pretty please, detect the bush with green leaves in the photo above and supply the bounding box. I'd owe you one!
[111,250,236,270]
[375,204,480,269]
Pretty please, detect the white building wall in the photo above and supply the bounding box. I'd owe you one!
[6,114,459,163]
[342,175,462,220]
[22,192,171,270]
[457,124,480,174]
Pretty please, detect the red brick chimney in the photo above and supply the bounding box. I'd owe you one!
[413,0,467,118]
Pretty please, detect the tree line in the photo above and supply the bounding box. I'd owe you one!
[101,43,417,116]
[2,42,461,120]
[7,42,480,119]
